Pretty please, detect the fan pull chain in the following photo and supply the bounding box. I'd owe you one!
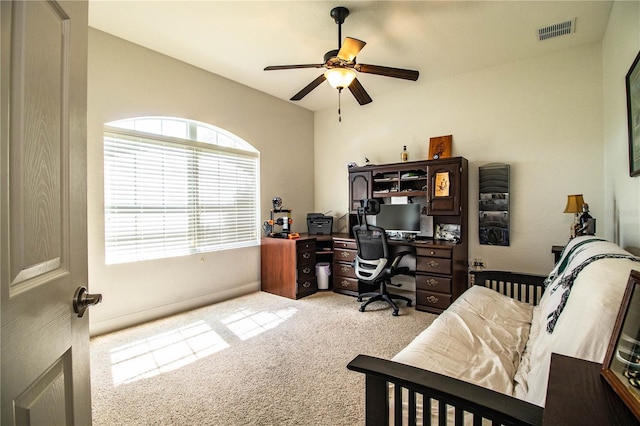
[338,88,342,122]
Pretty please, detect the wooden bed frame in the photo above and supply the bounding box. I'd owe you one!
[347,270,547,426]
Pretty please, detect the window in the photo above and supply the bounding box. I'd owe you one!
[104,117,259,264]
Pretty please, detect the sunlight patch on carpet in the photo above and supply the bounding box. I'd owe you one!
[109,320,228,386]
[221,307,297,340]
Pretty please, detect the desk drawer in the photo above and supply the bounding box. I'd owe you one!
[297,264,315,281]
[334,262,356,279]
[416,290,452,311]
[334,239,357,250]
[416,247,452,258]
[297,277,317,296]
[417,257,451,275]
[334,276,358,292]
[334,248,356,263]
[297,248,316,265]
[416,274,451,293]
[297,240,316,251]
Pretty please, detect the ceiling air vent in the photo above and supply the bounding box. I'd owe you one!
[538,18,576,41]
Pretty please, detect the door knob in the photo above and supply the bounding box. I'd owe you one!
[73,286,102,318]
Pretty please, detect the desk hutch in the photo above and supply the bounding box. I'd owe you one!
[261,157,469,314]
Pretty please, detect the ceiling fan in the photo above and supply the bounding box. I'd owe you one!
[264,6,419,106]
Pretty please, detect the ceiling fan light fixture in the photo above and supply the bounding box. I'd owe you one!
[324,68,356,89]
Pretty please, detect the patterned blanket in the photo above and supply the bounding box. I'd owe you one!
[544,237,640,333]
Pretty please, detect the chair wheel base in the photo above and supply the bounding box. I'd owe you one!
[392,310,399,316]
[359,306,365,312]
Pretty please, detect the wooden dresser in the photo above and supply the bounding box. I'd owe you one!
[261,236,317,299]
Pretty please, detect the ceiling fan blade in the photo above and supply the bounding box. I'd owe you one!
[290,74,327,101]
[348,78,372,105]
[264,64,324,71]
[355,64,419,81]
[337,37,366,62]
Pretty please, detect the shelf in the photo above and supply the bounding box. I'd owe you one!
[373,190,428,198]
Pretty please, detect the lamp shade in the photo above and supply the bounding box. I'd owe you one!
[563,194,585,214]
[324,68,356,89]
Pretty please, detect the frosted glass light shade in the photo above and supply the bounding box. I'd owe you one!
[324,68,356,89]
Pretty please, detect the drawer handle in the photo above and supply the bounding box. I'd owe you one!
[427,278,438,287]
[426,295,439,304]
[427,260,439,268]
[430,251,436,255]
[341,280,349,287]
[302,281,311,288]
[303,252,311,259]
[302,267,311,274]
[340,251,350,258]
[341,266,350,273]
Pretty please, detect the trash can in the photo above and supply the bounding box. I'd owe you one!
[316,262,331,290]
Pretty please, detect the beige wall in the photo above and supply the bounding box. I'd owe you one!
[603,1,640,254]
[315,42,604,275]
[88,2,640,335]
[87,29,314,335]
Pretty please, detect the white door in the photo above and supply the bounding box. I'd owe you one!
[1,1,93,424]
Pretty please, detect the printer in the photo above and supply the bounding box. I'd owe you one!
[307,213,333,235]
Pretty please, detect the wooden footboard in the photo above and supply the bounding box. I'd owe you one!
[347,355,543,426]
[348,271,548,425]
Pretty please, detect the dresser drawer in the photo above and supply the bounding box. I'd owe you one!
[416,274,451,293]
[416,257,452,275]
[416,290,452,311]
[334,239,357,250]
[334,276,358,292]
[416,247,452,258]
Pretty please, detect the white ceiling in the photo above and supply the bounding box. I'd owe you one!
[88,1,613,112]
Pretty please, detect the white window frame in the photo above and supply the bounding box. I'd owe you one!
[103,117,260,264]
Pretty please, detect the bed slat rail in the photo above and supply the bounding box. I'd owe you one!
[470,271,546,306]
[348,355,543,426]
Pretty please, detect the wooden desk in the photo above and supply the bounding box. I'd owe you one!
[331,234,468,313]
[542,353,637,425]
[261,233,468,312]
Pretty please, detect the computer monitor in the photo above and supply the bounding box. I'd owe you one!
[375,203,421,234]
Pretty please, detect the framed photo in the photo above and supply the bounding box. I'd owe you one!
[428,135,452,160]
[601,270,640,421]
[434,171,450,197]
[434,223,460,242]
[626,51,640,176]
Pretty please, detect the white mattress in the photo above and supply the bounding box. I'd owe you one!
[392,285,534,396]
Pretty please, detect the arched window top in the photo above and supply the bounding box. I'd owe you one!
[106,116,258,153]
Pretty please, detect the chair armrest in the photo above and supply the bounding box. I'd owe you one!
[470,270,547,306]
[390,250,411,268]
[347,354,543,426]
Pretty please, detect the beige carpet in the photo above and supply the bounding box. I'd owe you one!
[90,289,436,425]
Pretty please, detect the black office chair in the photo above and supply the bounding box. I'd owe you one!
[352,199,413,316]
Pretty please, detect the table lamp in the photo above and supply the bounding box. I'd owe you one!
[563,194,585,238]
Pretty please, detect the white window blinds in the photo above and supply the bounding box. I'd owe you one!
[104,126,259,264]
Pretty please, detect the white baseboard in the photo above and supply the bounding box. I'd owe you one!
[89,281,260,337]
